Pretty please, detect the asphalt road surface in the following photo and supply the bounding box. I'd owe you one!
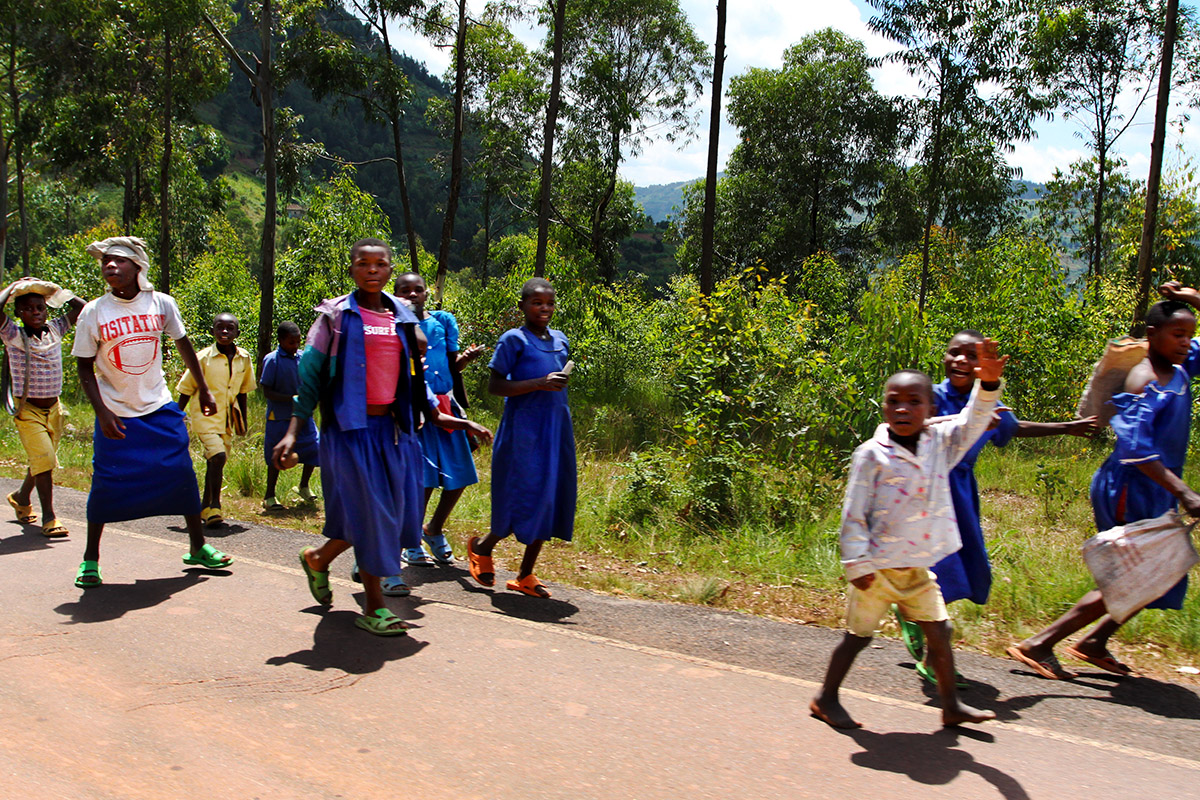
[2,478,1198,799]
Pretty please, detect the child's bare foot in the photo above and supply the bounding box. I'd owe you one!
[942,701,996,727]
[810,696,862,729]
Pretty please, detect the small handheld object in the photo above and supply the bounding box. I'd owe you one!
[561,360,575,376]
[280,451,300,470]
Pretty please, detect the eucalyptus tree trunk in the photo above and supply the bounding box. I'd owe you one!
[435,0,468,303]
[378,17,420,274]
[699,0,726,296]
[1132,0,1179,330]
[158,31,173,293]
[534,0,566,278]
[257,0,278,367]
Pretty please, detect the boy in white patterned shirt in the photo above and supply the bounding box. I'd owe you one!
[1,279,86,537]
[810,339,1007,730]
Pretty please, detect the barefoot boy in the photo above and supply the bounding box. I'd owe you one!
[177,313,256,526]
[71,236,232,587]
[811,340,1007,729]
[1,279,86,537]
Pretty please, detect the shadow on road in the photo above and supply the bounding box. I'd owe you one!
[166,522,250,539]
[54,573,211,623]
[844,727,1030,799]
[489,592,579,623]
[0,523,64,556]
[1000,673,1200,721]
[266,608,429,673]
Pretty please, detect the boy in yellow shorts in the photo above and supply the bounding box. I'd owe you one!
[810,340,1008,730]
[1,279,86,537]
[177,313,255,527]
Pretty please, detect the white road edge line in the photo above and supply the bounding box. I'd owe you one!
[99,520,1200,774]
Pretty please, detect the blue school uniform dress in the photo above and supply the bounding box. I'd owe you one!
[1089,341,1200,610]
[260,347,320,467]
[931,380,1019,605]
[293,292,427,578]
[418,311,477,490]
[489,327,576,545]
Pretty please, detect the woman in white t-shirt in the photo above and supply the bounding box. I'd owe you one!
[70,236,234,588]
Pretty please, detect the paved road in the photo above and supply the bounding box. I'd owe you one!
[2,478,1198,799]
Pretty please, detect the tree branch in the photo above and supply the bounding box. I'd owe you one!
[201,12,258,83]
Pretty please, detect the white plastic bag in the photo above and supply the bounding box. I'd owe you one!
[1082,511,1198,623]
[1075,336,1148,427]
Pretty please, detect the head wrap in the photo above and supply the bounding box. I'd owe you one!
[85,236,154,292]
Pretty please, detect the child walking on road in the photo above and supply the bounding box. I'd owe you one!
[896,330,1098,683]
[393,271,485,566]
[177,313,256,527]
[1,278,86,538]
[1009,288,1200,679]
[811,340,1007,730]
[273,239,490,635]
[466,277,576,599]
[260,321,319,511]
[71,236,232,587]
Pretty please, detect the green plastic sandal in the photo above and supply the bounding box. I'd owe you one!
[299,548,332,605]
[893,604,925,662]
[355,608,409,637]
[182,543,233,569]
[74,560,102,588]
[915,659,970,689]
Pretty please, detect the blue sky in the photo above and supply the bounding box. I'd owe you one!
[390,0,1199,187]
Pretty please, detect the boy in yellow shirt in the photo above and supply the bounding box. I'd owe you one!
[177,313,255,526]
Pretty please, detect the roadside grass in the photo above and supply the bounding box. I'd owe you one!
[6,393,1200,679]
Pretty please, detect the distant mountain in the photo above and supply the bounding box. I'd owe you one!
[633,176,717,223]
[634,176,1049,224]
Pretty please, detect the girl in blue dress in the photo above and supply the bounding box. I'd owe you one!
[394,271,486,567]
[466,277,576,599]
[1009,289,1200,679]
[273,239,490,635]
[898,330,1097,682]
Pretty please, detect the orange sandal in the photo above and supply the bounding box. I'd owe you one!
[507,574,551,598]
[466,536,494,587]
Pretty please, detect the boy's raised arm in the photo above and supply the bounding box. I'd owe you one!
[942,339,1007,467]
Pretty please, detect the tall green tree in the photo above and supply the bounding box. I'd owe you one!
[723,30,898,264]
[1024,0,1200,279]
[558,0,708,280]
[204,0,330,364]
[869,0,1044,315]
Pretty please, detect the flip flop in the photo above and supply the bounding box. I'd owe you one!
[1063,644,1134,676]
[915,659,970,689]
[355,608,409,637]
[466,536,494,587]
[1006,646,1074,680]
[423,532,455,565]
[296,486,317,504]
[401,546,434,567]
[41,519,69,538]
[381,576,411,597]
[299,548,332,605]
[182,543,233,569]
[74,560,102,588]
[262,497,285,512]
[7,491,35,524]
[893,604,924,661]
[507,574,551,598]
[205,509,224,528]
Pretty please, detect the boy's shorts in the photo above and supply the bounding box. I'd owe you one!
[197,430,232,459]
[846,567,948,637]
[15,401,64,476]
